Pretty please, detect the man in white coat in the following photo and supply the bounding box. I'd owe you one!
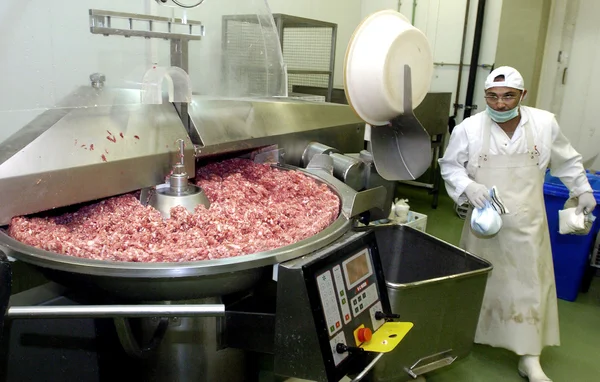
[439,66,597,381]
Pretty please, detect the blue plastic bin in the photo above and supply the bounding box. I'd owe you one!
[543,170,600,302]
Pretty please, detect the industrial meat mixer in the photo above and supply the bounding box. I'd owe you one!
[0,4,485,382]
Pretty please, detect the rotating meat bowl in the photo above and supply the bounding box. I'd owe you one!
[0,84,386,302]
[0,167,370,302]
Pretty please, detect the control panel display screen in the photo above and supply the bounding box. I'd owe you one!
[342,249,373,290]
[346,253,370,286]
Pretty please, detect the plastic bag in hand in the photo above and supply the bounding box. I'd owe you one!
[470,194,503,237]
[561,197,596,235]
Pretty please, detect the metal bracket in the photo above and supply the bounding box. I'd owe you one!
[369,65,432,181]
[88,9,201,132]
[89,9,204,41]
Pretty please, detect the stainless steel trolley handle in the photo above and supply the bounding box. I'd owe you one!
[5,304,225,319]
[350,352,385,382]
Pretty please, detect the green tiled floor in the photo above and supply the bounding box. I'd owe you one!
[396,184,600,381]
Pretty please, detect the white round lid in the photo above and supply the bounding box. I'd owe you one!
[344,10,433,126]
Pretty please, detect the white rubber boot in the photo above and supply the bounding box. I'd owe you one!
[518,355,552,381]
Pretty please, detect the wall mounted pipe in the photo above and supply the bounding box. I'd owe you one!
[411,0,418,25]
[452,0,471,123]
[463,0,487,120]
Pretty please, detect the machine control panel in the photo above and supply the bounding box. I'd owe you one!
[311,234,392,375]
[315,247,383,346]
[274,230,400,382]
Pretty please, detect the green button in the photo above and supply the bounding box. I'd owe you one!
[342,298,347,304]
[340,290,345,296]
[330,325,335,332]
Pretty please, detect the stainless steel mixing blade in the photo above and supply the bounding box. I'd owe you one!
[370,65,432,181]
[143,139,210,218]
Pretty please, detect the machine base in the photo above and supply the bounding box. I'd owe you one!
[1,284,249,382]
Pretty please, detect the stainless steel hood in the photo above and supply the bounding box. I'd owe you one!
[188,97,364,165]
[0,87,194,226]
[0,86,366,226]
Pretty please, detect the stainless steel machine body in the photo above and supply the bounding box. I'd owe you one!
[0,6,467,382]
[0,82,397,380]
[0,5,386,303]
[0,87,386,301]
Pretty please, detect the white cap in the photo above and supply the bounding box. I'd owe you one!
[484,66,525,91]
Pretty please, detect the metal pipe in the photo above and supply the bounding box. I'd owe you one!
[6,304,225,319]
[411,0,418,25]
[328,25,337,102]
[351,353,385,381]
[435,61,493,69]
[453,0,471,119]
[463,0,487,119]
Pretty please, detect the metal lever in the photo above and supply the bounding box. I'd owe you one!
[336,343,365,354]
[5,304,225,319]
[338,335,392,381]
[350,353,385,382]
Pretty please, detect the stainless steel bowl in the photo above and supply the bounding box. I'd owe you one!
[0,166,353,301]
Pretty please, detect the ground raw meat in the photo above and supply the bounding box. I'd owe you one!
[7,159,340,262]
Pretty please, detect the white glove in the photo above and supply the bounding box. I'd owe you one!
[464,182,490,209]
[576,192,596,215]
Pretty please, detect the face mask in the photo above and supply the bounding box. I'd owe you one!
[485,92,524,123]
[486,105,519,123]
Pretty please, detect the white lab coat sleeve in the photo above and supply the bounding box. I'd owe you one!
[548,118,593,196]
[438,123,474,205]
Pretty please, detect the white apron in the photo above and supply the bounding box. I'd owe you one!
[460,114,560,355]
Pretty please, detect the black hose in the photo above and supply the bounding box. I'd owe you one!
[463,0,487,120]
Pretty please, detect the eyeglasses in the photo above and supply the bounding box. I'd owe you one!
[484,95,519,102]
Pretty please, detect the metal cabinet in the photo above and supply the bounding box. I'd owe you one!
[273,14,337,102]
[222,13,337,102]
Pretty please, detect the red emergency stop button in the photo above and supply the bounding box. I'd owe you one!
[357,327,372,343]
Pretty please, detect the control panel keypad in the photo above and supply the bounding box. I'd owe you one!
[350,282,378,317]
[316,270,343,336]
[333,265,352,324]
